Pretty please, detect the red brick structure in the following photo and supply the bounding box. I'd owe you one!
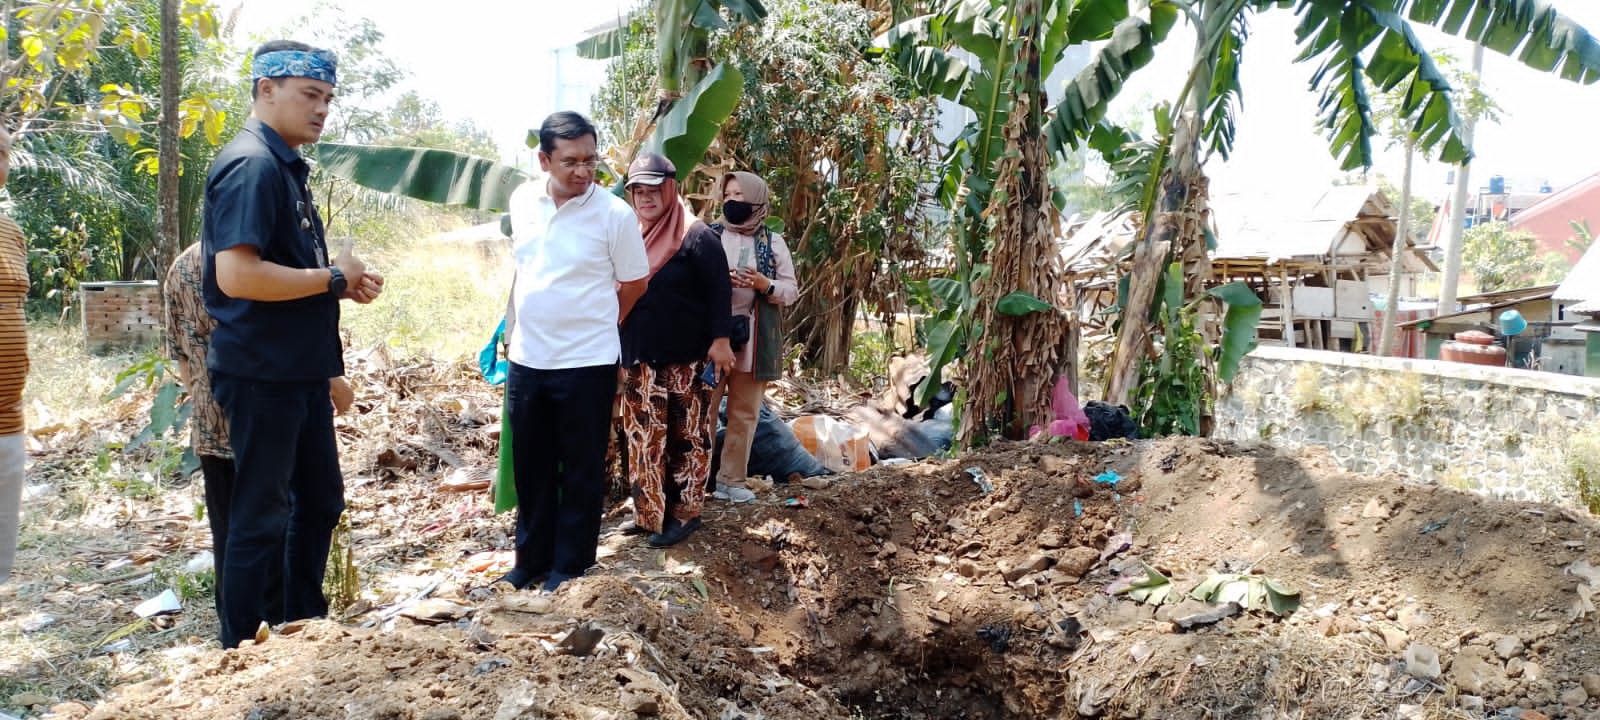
[80,280,162,352]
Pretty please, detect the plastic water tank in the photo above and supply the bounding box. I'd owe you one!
[1439,330,1506,367]
[1489,175,1506,194]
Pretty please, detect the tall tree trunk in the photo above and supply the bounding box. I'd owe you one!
[156,0,180,288]
[1436,42,1484,313]
[960,0,1065,443]
[1105,10,1216,408]
[1104,114,1208,408]
[1377,138,1415,357]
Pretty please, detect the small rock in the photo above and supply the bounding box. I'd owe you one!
[928,609,952,625]
[1459,649,1504,694]
[1404,643,1442,681]
[1450,651,1505,696]
[1378,626,1409,651]
[1495,635,1526,660]
[1396,605,1431,630]
[555,622,605,656]
[11,692,52,708]
[1582,674,1600,698]
[278,619,310,636]
[1395,704,1425,720]
[1523,661,1546,683]
[1362,498,1391,519]
[999,554,1052,582]
[621,689,660,715]
[1039,455,1076,475]
[1038,527,1068,550]
[18,612,58,633]
[1459,695,1485,714]
[1172,601,1241,629]
[740,543,780,573]
[1563,687,1589,708]
[1508,658,1527,678]
[957,559,981,578]
[501,594,554,615]
[1055,547,1100,579]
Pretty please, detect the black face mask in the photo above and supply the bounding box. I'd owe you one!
[723,199,759,225]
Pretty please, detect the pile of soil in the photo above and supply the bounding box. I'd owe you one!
[63,430,1600,720]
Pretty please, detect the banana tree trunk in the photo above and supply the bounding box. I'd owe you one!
[1377,137,1415,357]
[1105,11,1216,409]
[1105,114,1208,408]
[960,0,1065,443]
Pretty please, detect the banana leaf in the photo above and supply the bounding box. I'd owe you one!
[642,61,745,180]
[315,143,531,213]
[1044,5,1178,156]
[577,21,632,60]
[1203,281,1263,384]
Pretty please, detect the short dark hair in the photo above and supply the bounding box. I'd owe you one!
[538,112,597,155]
[251,40,317,100]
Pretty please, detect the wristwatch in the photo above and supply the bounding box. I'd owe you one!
[763,282,775,297]
[328,266,348,297]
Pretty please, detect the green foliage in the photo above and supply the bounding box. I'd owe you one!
[1570,219,1594,256]
[995,291,1053,316]
[1206,281,1263,383]
[8,0,237,307]
[641,62,747,185]
[1570,432,1600,515]
[316,143,530,213]
[848,329,893,389]
[1132,264,1262,437]
[103,351,199,480]
[1461,220,1566,291]
[1132,264,1208,437]
[907,274,979,406]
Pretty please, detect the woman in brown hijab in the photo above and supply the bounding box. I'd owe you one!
[708,171,798,500]
[617,153,734,546]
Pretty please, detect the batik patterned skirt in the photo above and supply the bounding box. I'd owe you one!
[616,361,712,534]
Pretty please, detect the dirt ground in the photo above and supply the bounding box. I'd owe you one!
[4,355,1600,720]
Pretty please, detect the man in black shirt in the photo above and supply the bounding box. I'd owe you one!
[201,39,383,649]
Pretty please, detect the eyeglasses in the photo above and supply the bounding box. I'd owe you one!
[555,158,598,170]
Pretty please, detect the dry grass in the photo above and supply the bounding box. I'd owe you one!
[3,223,514,715]
[340,236,512,363]
[22,321,148,430]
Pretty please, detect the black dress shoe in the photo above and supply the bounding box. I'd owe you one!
[541,571,579,593]
[647,517,702,548]
[617,518,649,535]
[495,567,546,590]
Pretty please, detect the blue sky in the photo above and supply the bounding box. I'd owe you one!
[231,0,1600,204]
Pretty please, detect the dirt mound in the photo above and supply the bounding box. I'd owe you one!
[61,433,1600,720]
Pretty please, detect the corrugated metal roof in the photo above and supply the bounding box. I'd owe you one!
[1208,185,1429,270]
[1555,244,1600,304]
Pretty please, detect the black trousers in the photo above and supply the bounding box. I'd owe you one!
[505,362,615,579]
[210,372,344,649]
[198,454,283,628]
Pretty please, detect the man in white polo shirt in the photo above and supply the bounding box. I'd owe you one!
[499,111,649,593]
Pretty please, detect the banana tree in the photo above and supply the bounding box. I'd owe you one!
[878,0,1175,441]
[579,0,765,127]
[316,1,752,213]
[1042,0,1600,415]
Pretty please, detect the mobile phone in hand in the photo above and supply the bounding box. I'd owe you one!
[701,364,720,387]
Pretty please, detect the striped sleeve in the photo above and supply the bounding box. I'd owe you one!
[0,216,30,436]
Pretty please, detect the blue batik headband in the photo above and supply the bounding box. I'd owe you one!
[252,49,338,86]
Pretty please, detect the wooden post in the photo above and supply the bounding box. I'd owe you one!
[1281,266,1296,348]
